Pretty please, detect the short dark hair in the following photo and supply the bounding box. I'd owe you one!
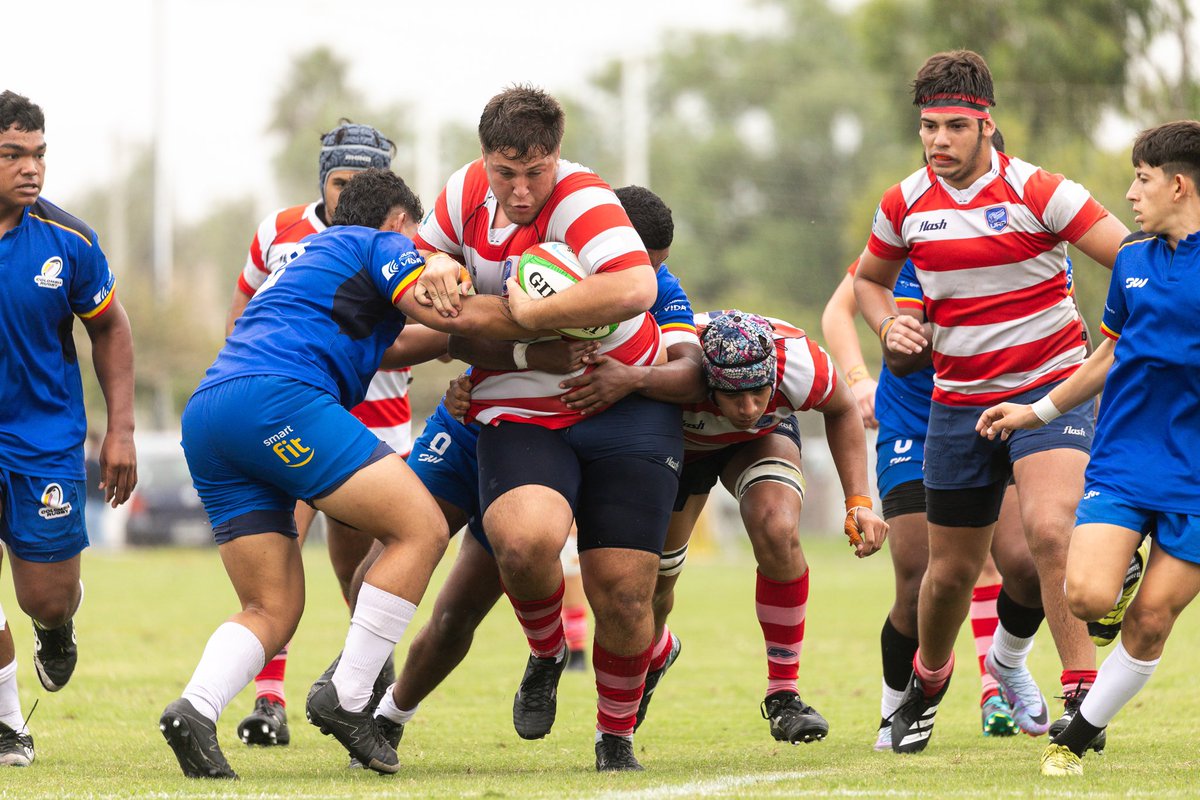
[1131,120,1200,188]
[0,90,45,134]
[478,85,564,160]
[911,50,995,109]
[331,168,423,229]
[615,185,673,250]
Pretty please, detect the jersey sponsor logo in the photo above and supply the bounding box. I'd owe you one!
[1124,277,1149,289]
[416,453,443,464]
[888,456,913,466]
[985,206,1009,232]
[918,219,947,233]
[665,456,681,472]
[1062,425,1086,436]
[1083,489,1100,500]
[893,439,914,454]
[381,259,400,280]
[766,646,796,659]
[35,256,65,289]
[37,483,73,519]
[264,425,316,467]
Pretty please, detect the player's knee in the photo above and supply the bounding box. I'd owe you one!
[493,539,561,583]
[923,562,976,601]
[430,603,485,642]
[1064,576,1118,622]
[592,586,652,633]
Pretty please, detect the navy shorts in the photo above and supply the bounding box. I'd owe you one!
[0,468,89,563]
[408,409,489,553]
[674,415,801,511]
[876,435,925,500]
[924,380,1094,491]
[477,394,682,554]
[182,376,390,540]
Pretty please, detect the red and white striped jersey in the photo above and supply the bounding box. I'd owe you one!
[867,150,1108,406]
[416,158,662,429]
[682,314,836,454]
[238,201,413,454]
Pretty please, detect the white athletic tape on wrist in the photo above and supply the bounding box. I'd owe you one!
[512,341,531,370]
[659,543,689,577]
[735,458,806,502]
[1030,394,1063,424]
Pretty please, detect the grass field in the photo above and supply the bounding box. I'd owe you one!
[1,532,1196,798]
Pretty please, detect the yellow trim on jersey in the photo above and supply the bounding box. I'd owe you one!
[1099,321,1120,341]
[659,322,697,334]
[30,214,92,246]
[896,297,925,309]
[390,267,423,305]
[79,289,115,320]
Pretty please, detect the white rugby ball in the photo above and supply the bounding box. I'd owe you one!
[516,241,618,340]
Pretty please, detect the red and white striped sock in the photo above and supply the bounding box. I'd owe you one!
[594,642,652,736]
[253,642,288,705]
[562,603,588,653]
[507,580,566,659]
[648,626,675,672]
[756,569,808,697]
[970,584,1001,700]
[914,650,955,697]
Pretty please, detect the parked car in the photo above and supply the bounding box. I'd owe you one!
[116,431,211,547]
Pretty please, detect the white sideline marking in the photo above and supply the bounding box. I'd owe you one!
[584,771,814,799]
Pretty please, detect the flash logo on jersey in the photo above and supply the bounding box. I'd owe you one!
[35,256,64,289]
[38,483,73,519]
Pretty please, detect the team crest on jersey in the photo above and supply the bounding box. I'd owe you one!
[985,206,1009,232]
[35,257,64,289]
[38,483,73,519]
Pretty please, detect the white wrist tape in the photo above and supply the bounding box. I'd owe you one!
[512,341,530,370]
[1030,394,1063,424]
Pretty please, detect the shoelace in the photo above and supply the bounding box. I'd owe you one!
[1,698,38,745]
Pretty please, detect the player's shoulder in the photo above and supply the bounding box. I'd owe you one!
[1118,230,1157,251]
[27,198,96,247]
[880,167,936,216]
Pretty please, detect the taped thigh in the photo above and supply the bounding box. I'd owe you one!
[734,457,806,502]
[659,543,689,577]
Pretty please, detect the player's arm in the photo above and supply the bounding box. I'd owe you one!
[815,376,887,558]
[977,337,1115,440]
[378,323,451,369]
[447,336,600,374]
[412,250,468,315]
[81,296,138,507]
[225,284,252,337]
[882,309,933,377]
[396,289,544,340]
[504,264,657,332]
[854,251,927,356]
[1073,214,1130,270]
[559,342,707,416]
[821,269,878,428]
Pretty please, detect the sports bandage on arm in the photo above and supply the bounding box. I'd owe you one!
[843,495,873,547]
[1030,394,1062,424]
[845,364,871,387]
[877,315,898,343]
[512,341,531,370]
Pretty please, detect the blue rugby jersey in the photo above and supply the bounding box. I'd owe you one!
[1087,230,1200,512]
[0,201,115,476]
[874,260,935,445]
[198,226,425,409]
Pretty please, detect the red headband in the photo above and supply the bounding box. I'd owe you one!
[919,93,992,120]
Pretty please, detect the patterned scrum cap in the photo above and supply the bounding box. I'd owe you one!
[701,310,777,392]
[318,123,395,198]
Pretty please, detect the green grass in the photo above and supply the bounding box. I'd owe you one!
[2,534,1196,798]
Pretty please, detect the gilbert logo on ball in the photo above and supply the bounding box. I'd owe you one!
[516,242,618,340]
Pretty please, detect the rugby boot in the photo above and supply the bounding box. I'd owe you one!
[33,619,77,692]
[595,733,643,771]
[761,691,829,744]
[160,698,237,779]
[635,635,682,731]
[237,696,289,747]
[890,671,950,754]
[512,652,567,740]
[305,681,399,774]
[985,649,1050,735]
[0,723,34,767]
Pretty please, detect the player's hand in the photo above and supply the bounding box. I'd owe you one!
[882,314,927,356]
[976,402,1042,441]
[504,277,539,330]
[527,339,600,374]
[851,377,879,429]
[559,355,638,415]
[844,505,887,558]
[99,429,137,507]
[442,373,473,421]
[415,253,465,317]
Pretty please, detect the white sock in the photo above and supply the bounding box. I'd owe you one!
[988,621,1034,668]
[880,678,906,720]
[374,683,419,725]
[0,660,23,730]
[1078,641,1158,727]
[181,622,265,723]
[332,583,416,713]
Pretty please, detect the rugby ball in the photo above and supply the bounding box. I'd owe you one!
[516,242,618,340]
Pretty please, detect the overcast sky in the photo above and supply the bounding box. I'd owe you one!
[5,0,785,221]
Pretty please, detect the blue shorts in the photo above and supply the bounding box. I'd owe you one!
[408,408,489,553]
[1076,489,1196,564]
[876,435,926,500]
[675,415,802,511]
[0,469,89,562]
[182,376,389,539]
[924,380,1094,491]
